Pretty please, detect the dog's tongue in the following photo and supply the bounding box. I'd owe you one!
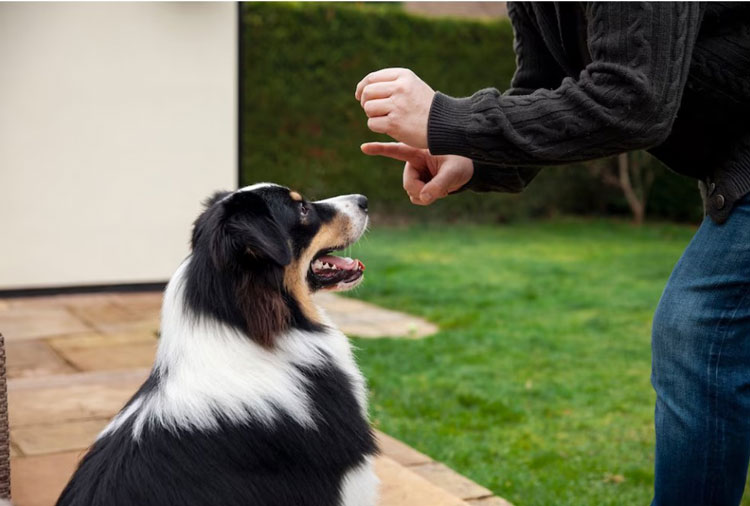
[318,255,365,271]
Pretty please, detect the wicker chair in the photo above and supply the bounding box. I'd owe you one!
[0,334,10,501]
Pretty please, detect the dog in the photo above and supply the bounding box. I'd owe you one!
[57,183,378,506]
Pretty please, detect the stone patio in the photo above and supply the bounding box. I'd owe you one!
[0,291,510,506]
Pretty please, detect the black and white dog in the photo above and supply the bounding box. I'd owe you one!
[57,183,378,506]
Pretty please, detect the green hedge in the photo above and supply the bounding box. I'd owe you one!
[240,2,703,223]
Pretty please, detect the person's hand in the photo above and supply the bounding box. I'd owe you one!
[361,142,473,206]
[355,68,435,149]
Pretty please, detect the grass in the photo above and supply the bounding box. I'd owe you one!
[343,219,701,506]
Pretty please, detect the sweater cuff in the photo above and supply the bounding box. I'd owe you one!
[462,162,543,194]
[427,92,474,156]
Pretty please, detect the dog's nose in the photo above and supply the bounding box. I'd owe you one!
[355,195,368,213]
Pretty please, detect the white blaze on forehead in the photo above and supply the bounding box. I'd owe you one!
[216,183,284,204]
[236,182,282,193]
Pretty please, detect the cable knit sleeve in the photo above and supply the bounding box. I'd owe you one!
[429,2,703,166]
[462,2,562,194]
[504,2,566,96]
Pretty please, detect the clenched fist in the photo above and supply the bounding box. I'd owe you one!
[355,68,435,149]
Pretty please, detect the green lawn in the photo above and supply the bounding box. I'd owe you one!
[344,219,705,506]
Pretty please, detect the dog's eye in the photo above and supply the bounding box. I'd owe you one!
[298,202,309,217]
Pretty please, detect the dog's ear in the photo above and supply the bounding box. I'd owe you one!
[204,190,231,208]
[192,191,232,249]
[211,192,292,269]
[231,217,292,267]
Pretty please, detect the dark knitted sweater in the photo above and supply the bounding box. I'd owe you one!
[428,2,750,223]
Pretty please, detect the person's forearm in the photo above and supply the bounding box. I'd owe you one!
[461,162,542,194]
[429,2,703,167]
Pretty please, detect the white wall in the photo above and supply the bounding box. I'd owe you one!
[0,2,237,290]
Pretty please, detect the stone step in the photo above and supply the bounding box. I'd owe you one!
[375,431,512,506]
[376,455,470,506]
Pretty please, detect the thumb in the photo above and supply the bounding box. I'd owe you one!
[419,167,460,205]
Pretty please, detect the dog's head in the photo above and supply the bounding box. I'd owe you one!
[185,183,368,346]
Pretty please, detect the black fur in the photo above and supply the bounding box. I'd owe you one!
[56,185,376,506]
[56,361,376,506]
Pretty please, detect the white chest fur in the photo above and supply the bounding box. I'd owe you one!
[339,456,379,506]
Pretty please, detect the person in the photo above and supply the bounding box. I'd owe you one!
[355,3,750,505]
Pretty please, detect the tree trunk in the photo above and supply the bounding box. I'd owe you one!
[617,153,645,225]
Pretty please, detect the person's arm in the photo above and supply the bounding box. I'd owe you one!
[429,2,704,166]
[463,2,564,194]
[462,163,542,194]
[503,2,567,97]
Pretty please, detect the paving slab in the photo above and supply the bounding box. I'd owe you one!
[8,370,146,428]
[46,330,157,350]
[0,306,92,341]
[67,302,160,336]
[9,383,137,428]
[409,461,493,500]
[6,293,116,309]
[94,316,161,336]
[315,292,438,339]
[12,418,108,456]
[376,430,432,466]
[112,292,163,313]
[46,329,158,371]
[54,341,157,371]
[8,368,150,391]
[375,455,469,506]
[11,451,81,506]
[6,340,75,379]
[67,301,135,329]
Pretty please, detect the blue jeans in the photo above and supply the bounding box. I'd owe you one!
[652,195,750,506]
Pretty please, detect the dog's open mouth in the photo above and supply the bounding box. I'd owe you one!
[307,249,365,292]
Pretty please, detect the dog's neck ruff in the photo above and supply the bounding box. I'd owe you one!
[101,258,367,440]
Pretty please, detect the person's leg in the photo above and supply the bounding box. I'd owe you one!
[652,195,750,506]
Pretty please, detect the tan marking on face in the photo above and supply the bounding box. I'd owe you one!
[283,213,352,323]
[289,191,302,201]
